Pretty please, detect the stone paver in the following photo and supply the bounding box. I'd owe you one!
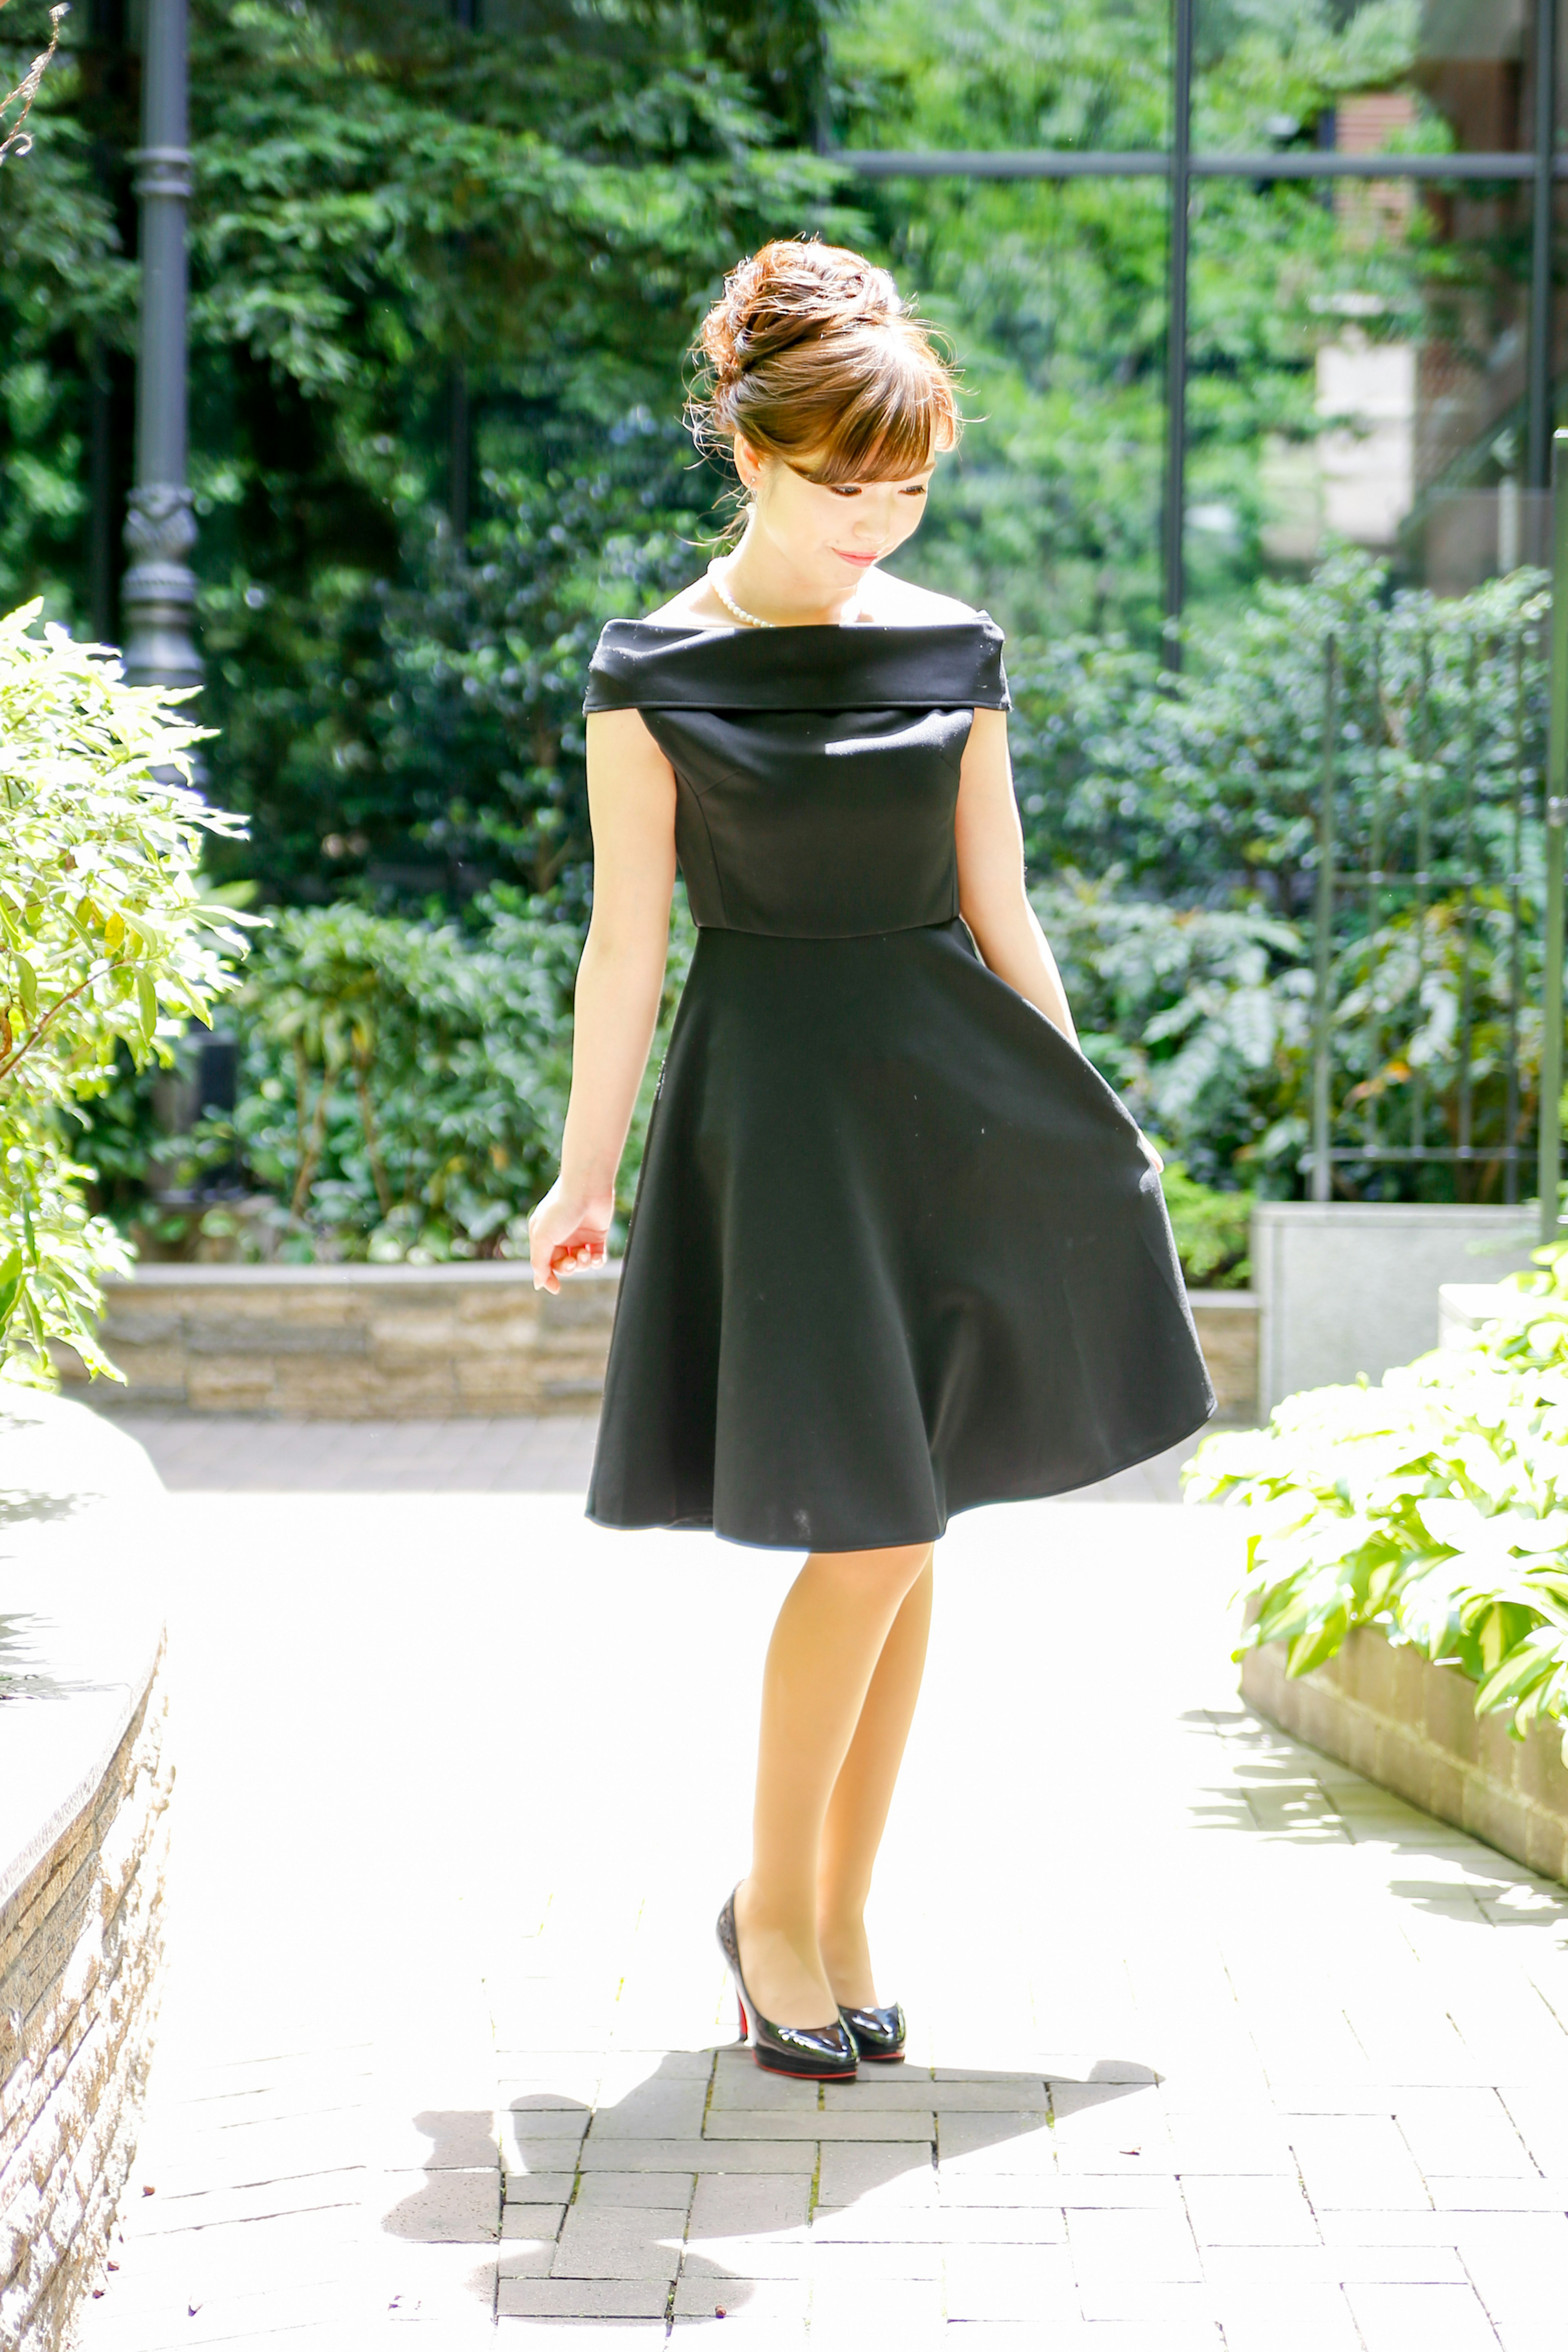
[70,1415,1568,2346]
[100,1408,604,1492]
[96,1410,1201,1501]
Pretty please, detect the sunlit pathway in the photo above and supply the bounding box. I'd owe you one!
[74,1423,1568,2349]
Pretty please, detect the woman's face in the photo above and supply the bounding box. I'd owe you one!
[735,435,937,591]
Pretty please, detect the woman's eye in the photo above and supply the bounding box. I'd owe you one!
[829,485,862,499]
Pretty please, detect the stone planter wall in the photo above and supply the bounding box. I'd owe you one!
[0,1662,170,2352]
[1242,1625,1568,1885]
[61,1261,621,1419]
[63,1264,1258,1423]
[1186,1291,1255,1423]
[0,1394,171,2352]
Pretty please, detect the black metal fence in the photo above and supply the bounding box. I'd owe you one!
[1306,610,1549,1209]
[1303,435,1568,1243]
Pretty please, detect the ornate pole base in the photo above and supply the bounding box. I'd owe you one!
[121,482,200,691]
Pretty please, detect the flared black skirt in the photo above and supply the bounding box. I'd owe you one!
[586,918,1214,1550]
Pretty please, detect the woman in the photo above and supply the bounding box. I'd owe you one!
[529,239,1212,2082]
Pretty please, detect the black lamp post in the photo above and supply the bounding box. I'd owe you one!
[120,0,198,692]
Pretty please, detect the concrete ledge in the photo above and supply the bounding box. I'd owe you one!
[1252,1203,1538,1418]
[63,1265,1258,1423]
[1241,1624,1568,1884]
[0,1392,172,2352]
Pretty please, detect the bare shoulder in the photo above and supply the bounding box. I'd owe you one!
[639,575,731,627]
[860,571,981,627]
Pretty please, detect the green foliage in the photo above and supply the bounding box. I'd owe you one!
[1186,1245,1568,1750]
[0,601,252,1376]
[1159,1161,1253,1289]
[339,451,705,918]
[227,893,694,1262]
[1032,867,1306,1188]
[0,5,134,623]
[161,0,847,899]
[1012,554,1548,904]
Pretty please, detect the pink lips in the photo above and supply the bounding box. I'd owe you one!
[835,550,880,567]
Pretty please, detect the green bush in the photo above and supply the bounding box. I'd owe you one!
[1185,1248,1568,1752]
[1033,866,1305,1189]
[227,892,693,1262]
[1159,1162,1252,1290]
[1012,556,1548,910]
[0,602,252,1378]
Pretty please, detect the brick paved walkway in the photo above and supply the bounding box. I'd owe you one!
[97,1414,1194,1501]
[75,1421,1568,2349]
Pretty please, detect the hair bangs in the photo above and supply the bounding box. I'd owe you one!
[800,335,958,486]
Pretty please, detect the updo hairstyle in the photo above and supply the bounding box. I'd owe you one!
[691,239,960,486]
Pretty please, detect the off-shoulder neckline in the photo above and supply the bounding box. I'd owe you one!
[604,613,997,637]
[586,611,1009,711]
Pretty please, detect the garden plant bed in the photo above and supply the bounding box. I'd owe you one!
[1192,1248,1568,1893]
[1242,1624,1568,1886]
[63,1265,1258,1422]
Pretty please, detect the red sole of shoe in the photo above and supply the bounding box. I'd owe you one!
[857,2050,906,2063]
[751,2052,857,2081]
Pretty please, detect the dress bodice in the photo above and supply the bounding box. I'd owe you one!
[582,616,1009,939]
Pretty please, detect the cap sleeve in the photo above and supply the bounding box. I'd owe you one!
[973,619,1009,712]
[583,621,699,714]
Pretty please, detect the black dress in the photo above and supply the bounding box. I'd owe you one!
[581,612,1213,1552]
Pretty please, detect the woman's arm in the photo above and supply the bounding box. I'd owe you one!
[953,707,1078,1048]
[528,708,678,1293]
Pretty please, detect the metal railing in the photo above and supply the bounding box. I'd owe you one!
[1305,592,1552,1216]
[1539,434,1568,1244]
[1302,434,1568,1242]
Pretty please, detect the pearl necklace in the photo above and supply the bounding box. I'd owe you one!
[706,557,863,630]
[707,558,775,629]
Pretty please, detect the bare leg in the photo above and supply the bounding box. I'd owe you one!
[817,1550,933,2009]
[734,1541,932,2029]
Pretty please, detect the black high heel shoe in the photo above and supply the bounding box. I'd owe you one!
[838,2000,907,2063]
[716,1891,858,2081]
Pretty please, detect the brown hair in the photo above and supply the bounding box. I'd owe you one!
[690,239,960,486]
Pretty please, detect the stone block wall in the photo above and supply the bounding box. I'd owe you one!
[1242,1625,1568,1884]
[67,1263,1257,1424]
[1186,1292,1255,1422]
[62,1262,620,1419]
[0,1650,172,2351]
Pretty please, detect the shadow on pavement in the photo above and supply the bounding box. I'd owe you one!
[385,2045,1156,2325]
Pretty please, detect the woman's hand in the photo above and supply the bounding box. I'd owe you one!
[528,1181,616,1294]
